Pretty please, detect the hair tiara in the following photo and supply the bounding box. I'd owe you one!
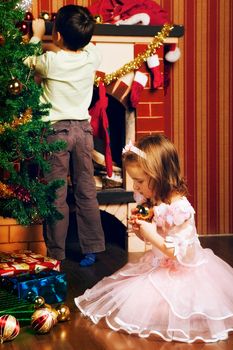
[122,140,146,159]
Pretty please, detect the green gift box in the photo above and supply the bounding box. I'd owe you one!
[0,289,34,326]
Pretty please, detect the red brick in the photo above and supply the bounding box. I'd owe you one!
[139,88,164,103]
[0,242,29,252]
[10,225,43,242]
[0,226,9,243]
[29,241,47,255]
[134,44,147,56]
[150,103,164,116]
[136,117,165,132]
[137,103,150,117]
[135,132,151,140]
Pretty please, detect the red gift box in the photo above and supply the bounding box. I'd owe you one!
[0,250,60,277]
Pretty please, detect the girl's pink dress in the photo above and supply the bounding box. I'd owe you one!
[74,197,233,343]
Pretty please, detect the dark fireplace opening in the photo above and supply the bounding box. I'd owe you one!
[92,91,126,191]
[66,210,127,258]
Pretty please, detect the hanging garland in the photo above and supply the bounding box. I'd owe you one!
[95,23,173,86]
[0,181,31,202]
[0,108,32,134]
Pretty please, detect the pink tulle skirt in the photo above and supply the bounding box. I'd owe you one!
[74,248,233,343]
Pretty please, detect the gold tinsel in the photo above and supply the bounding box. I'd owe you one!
[0,182,15,198]
[95,23,173,86]
[0,108,32,134]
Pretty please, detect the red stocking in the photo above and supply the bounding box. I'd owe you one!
[130,71,148,108]
[147,54,163,89]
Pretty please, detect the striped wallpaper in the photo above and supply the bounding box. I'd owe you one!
[32,0,233,235]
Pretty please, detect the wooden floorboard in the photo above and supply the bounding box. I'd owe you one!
[2,235,233,350]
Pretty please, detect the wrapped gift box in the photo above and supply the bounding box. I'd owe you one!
[0,250,60,277]
[2,270,67,304]
[0,289,35,326]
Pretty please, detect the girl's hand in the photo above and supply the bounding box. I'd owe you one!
[128,216,156,243]
[32,19,46,40]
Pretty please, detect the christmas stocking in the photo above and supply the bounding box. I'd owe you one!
[130,71,148,108]
[147,54,163,89]
[89,82,113,177]
[165,43,181,62]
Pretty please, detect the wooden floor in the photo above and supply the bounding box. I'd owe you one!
[2,234,233,350]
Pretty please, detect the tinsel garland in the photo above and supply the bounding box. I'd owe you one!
[0,182,14,198]
[95,23,173,86]
[0,108,32,134]
[0,181,31,202]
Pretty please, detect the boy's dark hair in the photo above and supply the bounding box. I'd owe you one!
[55,5,95,51]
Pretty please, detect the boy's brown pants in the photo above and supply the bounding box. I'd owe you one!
[43,120,105,261]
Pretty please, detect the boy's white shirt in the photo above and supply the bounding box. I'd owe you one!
[24,37,101,122]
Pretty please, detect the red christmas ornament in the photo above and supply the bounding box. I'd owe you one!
[17,20,29,35]
[0,315,20,344]
[51,13,57,21]
[24,11,33,21]
[0,34,5,46]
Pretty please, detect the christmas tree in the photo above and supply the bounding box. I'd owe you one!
[0,0,65,225]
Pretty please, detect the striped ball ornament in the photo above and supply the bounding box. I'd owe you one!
[0,314,20,343]
[31,308,54,334]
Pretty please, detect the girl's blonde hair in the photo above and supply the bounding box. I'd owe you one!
[123,134,188,203]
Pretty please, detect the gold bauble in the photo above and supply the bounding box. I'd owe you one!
[8,78,23,95]
[31,308,54,334]
[50,308,59,326]
[56,304,71,322]
[0,315,20,344]
[34,296,45,309]
[93,15,103,24]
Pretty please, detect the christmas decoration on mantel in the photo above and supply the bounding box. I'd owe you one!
[94,23,173,87]
[0,0,65,225]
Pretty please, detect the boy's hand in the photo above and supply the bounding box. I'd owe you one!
[32,19,45,40]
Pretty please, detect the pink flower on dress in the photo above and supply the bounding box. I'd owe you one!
[159,257,177,269]
[153,198,195,228]
[153,203,168,228]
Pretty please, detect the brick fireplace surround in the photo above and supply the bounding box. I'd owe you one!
[0,25,183,254]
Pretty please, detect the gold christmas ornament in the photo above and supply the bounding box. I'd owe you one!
[0,315,20,344]
[40,12,50,20]
[95,23,173,86]
[136,203,154,222]
[31,308,54,334]
[50,308,59,326]
[34,296,45,309]
[93,15,103,24]
[8,78,23,95]
[56,304,71,322]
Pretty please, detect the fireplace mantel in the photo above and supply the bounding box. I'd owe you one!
[43,23,184,42]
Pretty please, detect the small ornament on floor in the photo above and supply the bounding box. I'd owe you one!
[56,304,71,322]
[0,314,20,343]
[31,308,54,334]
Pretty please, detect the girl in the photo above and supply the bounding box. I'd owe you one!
[75,134,233,343]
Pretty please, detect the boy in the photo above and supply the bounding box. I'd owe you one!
[25,5,105,266]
